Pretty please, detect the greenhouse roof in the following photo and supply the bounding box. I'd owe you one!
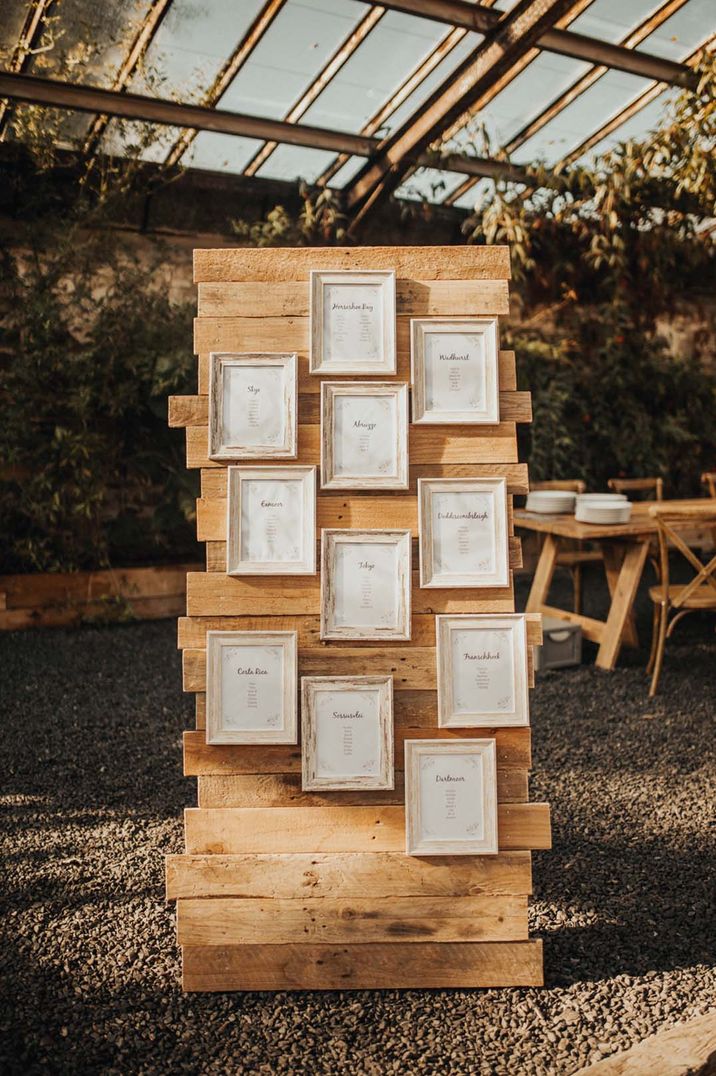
[0,0,713,218]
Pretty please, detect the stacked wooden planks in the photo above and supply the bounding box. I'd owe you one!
[166,244,550,992]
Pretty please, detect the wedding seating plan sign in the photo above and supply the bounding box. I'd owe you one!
[208,352,297,460]
[405,739,498,856]
[226,465,316,575]
[411,318,499,424]
[301,675,394,791]
[418,477,509,589]
[205,630,297,745]
[310,270,396,375]
[321,382,408,489]
[320,529,411,640]
[436,614,530,727]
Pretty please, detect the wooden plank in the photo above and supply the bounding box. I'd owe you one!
[177,611,543,650]
[200,462,530,499]
[196,768,529,807]
[0,563,196,610]
[573,1011,716,1076]
[183,803,551,853]
[166,849,533,900]
[186,571,515,616]
[176,894,529,945]
[195,335,517,393]
[0,593,187,631]
[181,939,544,991]
[170,390,531,428]
[186,422,519,469]
[539,605,605,644]
[193,245,512,283]
[197,278,510,318]
[183,727,532,775]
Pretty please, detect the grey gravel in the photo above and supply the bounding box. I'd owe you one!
[1,571,715,1076]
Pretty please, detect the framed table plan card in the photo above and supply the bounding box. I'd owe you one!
[301,675,394,791]
[309,270,396,375]
[411,318,500,424]
[418,477,509,589]
[208,352,297,460]
[226,465,316,575]
[436,614,529,728]
[205,630,297,745]
[405,739,498,856]
[321,382,408,490]
[320,529,411,641]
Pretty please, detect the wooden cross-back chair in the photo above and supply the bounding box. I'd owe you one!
[646,504,716,696]
[701,472,716,498]
[530,479,601,613]
[608,476,664,501]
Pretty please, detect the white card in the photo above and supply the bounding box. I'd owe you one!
[220,644,284,731]
[424,331,486,413]
[418,752,485,843]
[324,283,383,365]
[333,541,399,629]
[314,687,382,779]
[222,364,285,448]
[451,628,515,715]
[432,490,496,575]
[333,393,398,478]
[240,478,302,563]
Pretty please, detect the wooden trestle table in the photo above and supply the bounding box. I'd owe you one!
[514,498,706,670]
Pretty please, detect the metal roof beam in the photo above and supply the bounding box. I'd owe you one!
[0,72,378,156]
[364,0,698,88]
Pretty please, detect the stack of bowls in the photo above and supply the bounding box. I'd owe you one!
[525,490,576,514]
[575,493,632,524]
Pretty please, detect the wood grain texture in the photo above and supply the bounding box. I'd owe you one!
[197,278,509,318]
[196,339,518,394]
[177,894,529,945]
[196,768,529,807]
[192,245,512,283]
[185,571,515,616]
[187,422,519,469]
[183,803,551,853]
[177,613,543,650]
[181,939,544,991]
[166,849,533,900]
[183,727,532,776]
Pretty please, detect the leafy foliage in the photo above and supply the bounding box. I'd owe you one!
[231,183,347,246]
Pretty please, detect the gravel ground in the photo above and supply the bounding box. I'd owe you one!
[1,570,715,1076]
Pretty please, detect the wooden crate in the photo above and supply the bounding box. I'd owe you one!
[166,244,550,992]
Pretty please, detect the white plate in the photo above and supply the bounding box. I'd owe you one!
[526,491,576,514]
[576,493,627,503]
[575,502,632,524]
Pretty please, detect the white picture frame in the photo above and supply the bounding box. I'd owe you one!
[320,529,411,641]
[226,465,316,576]
[320,382,408,490]
[309,269,396,375]
[418,477,509,589]
[208,352,297,460]
[301,675,394,791]
[205,630,297,745]
[410,318,500,425]
[436,614,530,727]
[405,739,498,856]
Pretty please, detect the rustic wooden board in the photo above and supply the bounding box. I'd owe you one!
[181,939,543,991]
[177,893,529,945]
[193,245,512,283]
[183,803,551,854]
[166,850,533,900]
[183,727,532,775]
[195,768,529,807]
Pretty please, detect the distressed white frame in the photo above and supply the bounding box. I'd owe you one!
[405,738,498,856]
[436,614,529,728]
[205,630,297,745]
[320,381,408,490]
[301,674,394,791]
[309,269,396,375]
[410,317,500,425]
[208,352,297,460]
[418,477,509,589]
[320,529,411,641]
[226,465,316,576]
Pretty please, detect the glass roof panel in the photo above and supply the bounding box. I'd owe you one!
[217,0,368,121]
[256,143,339,182]
[567,0,666,41]
[395,167,468,203]
[327,155,368,188]
[299,10,448,134]
[130,0,267,103]
[184,129,265,173]
[451,177,495,210]
[636,0,716,59]
[0,0,34,58]
[381,31,481,137]
[576,87,672,158]
[513,69,651,163]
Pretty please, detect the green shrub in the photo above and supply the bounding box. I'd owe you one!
[0,233,198,573]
